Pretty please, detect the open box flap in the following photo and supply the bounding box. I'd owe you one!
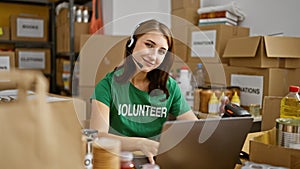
[223,36,261,58]
[265,36,300,58]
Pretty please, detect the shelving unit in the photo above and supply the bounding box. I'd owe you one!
[0,0,91,95]
[54,0,91,96]
[0,0,58,93]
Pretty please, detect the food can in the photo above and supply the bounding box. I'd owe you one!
[276,118,300,149]
[249,104,260,117]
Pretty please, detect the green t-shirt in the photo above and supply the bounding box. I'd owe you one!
[92,69,191,140]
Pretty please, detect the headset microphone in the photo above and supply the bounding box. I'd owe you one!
[132,55,143,69]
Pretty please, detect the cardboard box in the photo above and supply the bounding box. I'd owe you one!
[250,128,300,168]
[79,34,127,87]
[203,63,228,86]
[224,66,298,107]
[188,25,250,64]
[56,8,69,27]
[15,48,51,74]
[171,8,199,26]
[56,58,70,87]
[174,39,189,62]
[0,26,10,40]
[79,34,128,115]
[10,15,48,42]
[0,51,16,90]
[56,22,90,53]
[171,0,200,10]
[261,96,281,131]
[171,18,193,49]
[56,8,90,53]
[0,51,15,71]
[223,36,300,68]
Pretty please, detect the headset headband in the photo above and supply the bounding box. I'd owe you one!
[127,24,140,48]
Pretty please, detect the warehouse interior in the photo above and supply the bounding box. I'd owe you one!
[1,0,300,168]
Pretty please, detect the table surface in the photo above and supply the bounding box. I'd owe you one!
[133,131,266,169]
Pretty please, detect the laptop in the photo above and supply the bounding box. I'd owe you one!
[155,117,253,169]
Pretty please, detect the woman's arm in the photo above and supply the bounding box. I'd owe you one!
[176,110,198,120]
[90,99,158,164]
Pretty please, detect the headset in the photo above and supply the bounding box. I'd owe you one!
[127,24,140,48]
[127,24,144,69]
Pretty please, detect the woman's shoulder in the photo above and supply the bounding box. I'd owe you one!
[103,68,122,80]
[167,76,179,89]
[96,69,119,85]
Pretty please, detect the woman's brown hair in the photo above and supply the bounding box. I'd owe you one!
[114,19,174,99]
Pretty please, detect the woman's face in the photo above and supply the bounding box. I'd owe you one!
[132,31,169,72]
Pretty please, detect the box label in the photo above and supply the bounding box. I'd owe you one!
[191,30,216,57]
[231,74,264,107]
[17,18,44,38]
[0,56,10,71]
[18,51,45,69]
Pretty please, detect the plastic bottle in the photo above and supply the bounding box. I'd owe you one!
[83,6,89,23]
[120,151,135,169]
[76,6,83,23]
[178,66,192,99]
[218,92,225,108]
[208,92,219,115]
[231,91,240,106]
[218,92,229,116]
[280,85,300,119]
[191,63,206,89]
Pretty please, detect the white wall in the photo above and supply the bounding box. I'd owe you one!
[102,0,300,37]
[102,0,171,36]
[201,0,300,37]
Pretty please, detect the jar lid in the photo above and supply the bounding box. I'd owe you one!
[120,151,133,161]
[276,118,300,133]
[289,86,300,92]
[142,164,160,169]
[180,66,189,70]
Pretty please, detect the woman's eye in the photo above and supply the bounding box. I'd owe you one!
[158,49,167,55]
[145,42,154,48]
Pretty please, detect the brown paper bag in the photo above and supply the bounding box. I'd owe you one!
[0,70,84,169]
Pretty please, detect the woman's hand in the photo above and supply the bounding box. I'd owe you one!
[137,138,159,164]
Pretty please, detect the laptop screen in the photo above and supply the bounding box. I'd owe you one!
[156,117,253,169]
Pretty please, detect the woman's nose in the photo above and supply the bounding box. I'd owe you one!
[149,48,159,57]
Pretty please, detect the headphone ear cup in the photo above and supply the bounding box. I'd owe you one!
[127,37,134,48]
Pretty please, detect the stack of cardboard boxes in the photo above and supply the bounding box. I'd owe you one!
[170,0,251,112]
[171,0,200,63]
[0,2,52,86]
[170,1,250,77]
[0,13,51,80]
[223,36,300,110]
[222,35,300,168]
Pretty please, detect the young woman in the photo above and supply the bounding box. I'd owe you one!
[90,19,198,164]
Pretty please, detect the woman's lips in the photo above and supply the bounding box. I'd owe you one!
[142,58,155,66]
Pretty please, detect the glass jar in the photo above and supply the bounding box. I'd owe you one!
[120,151,135,169]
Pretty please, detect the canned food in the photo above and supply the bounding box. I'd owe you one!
[249,104,260,117]
[276,118,300,150]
